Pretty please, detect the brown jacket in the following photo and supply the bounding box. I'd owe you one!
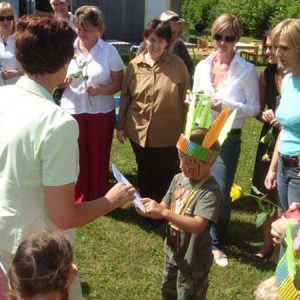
[116,51,190,147]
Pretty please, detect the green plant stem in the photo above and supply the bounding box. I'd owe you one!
[244,193,282,211]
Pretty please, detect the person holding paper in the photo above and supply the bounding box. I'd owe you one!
[0,13,134,300]
[138,124,222,299]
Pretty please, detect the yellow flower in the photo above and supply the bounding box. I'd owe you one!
[230,184,243,202]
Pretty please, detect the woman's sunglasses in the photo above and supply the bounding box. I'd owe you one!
[214,34,236,43]
[0,16,14,22]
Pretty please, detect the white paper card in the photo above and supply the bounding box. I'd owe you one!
[112,164,145,213]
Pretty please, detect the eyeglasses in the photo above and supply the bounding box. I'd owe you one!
[0,16,14,22]
[214,34,236,43]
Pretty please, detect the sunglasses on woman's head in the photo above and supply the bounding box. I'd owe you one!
[0,16,14,22]
[214,34,236,43]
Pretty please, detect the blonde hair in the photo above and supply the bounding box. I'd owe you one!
[0,2,17,33]
[271,18,300,53]
[211,14,243,40]
[254,276,279,300]
[74,5,104,33]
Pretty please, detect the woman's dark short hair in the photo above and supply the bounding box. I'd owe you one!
[15,13,75,75]
[144,19,172,45]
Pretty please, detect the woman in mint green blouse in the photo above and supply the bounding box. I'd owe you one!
[0,12,134,299]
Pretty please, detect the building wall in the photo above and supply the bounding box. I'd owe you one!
[72,0,144,42]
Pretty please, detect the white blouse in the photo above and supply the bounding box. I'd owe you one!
[0,35,22,86]
[61,38,124,114]
[193,51,260,129]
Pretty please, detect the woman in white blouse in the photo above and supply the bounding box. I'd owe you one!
[193,14,260,267]
[0,2,22,86]
[61,6,124,203]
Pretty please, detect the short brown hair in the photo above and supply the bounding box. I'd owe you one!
[144,19,172,45]
[74,5,104,33]
[15,12,75,75]
[211,14,243,40]
[9,231,73,299]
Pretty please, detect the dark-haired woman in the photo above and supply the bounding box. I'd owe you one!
[252,29,283,260]
[116,19,190,203]
[0,12,134,299]
[61,5,124,203]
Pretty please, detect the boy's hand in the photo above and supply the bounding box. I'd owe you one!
[139,198,165,219]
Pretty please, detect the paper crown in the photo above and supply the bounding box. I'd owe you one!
[176,91,237,162]
[275,223,300,300]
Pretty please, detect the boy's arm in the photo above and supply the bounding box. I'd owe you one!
[140,199,208,235]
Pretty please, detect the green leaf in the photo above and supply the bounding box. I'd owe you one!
[260,129,272,144]
[256,212,267,228]
[251,185,264,196]
[268,205,276,217]
[83,75,89,81]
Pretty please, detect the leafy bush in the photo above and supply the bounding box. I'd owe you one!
[180,0,300,38]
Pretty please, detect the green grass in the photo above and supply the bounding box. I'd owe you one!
[74,78,274,299]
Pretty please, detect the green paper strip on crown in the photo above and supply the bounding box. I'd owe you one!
[184,91,212,138]
[286,223,298,280]
[192,95,204,131]
[198,101,211,130]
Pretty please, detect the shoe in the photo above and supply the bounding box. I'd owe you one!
[212,249,228,267]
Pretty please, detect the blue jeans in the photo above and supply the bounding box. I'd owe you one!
[277,157,300,211]
[210,132,241,250]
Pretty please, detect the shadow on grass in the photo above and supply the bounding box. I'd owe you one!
[81,282,91,299]
[225,218,275,271]
[107,205,166,239]
[231,196,259,213]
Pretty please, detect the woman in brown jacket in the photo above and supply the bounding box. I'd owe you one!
[116,19,190,204]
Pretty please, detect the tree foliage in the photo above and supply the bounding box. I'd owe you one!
[180,0,300,38]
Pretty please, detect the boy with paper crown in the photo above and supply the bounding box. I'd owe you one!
[138,93,236,299]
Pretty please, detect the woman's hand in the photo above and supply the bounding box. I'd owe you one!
[211,99,222,112]
[289,202,300,211]
[57,77,72,89]
[104,182,135,209]
[262,109,275,123]
[87,84,101,96]
[264,170,277,190]
[116,130,126,144]
[271,217,298,244]
[1,69,20,80]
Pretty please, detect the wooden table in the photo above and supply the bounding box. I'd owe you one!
[235,42,260,64]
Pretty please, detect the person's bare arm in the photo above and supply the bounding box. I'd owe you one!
[265,131,281,190]
[44,182,135,229]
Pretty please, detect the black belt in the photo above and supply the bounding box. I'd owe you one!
[230,129,242,135]
[279,154,299,168]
